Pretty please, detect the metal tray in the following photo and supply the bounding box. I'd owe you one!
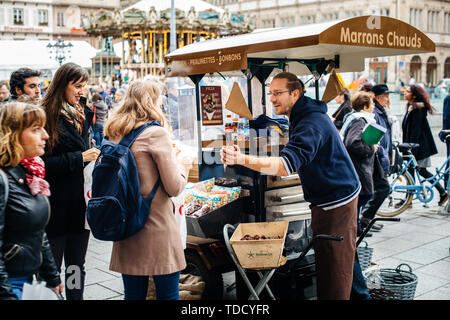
[186,196,249,239]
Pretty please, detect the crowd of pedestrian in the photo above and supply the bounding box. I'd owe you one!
[0,62,449,301]
[0,63,192,301]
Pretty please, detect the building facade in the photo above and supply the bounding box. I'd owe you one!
[52,0,120,47]
[0,0,120,47]
[207,0,450,88]
[0,0,54,40]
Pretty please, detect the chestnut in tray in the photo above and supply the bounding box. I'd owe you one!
[240,234,283,240]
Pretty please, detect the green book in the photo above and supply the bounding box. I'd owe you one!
[361,122,387,145]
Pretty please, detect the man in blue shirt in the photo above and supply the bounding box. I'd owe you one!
[221,72,361,299]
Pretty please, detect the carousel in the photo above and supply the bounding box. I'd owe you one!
[82,0,255,80]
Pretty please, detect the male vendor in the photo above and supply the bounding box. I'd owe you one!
[221,72,361,299]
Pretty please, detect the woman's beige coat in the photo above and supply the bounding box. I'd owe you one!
[109,126,188,275]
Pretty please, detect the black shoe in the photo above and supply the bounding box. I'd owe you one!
[360,217,383,232]
[371,223,384,231]
[357,229,372,238]
[438,193,448,206]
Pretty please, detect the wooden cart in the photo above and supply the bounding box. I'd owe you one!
[165,15,435,300]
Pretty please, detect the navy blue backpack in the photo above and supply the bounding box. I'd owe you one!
[86,121,161,241]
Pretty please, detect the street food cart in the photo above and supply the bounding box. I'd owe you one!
[164,16,435,299]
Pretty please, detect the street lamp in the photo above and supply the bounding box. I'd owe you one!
[47,36,73,66]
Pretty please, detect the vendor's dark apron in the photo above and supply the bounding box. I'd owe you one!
[310,196,358,300]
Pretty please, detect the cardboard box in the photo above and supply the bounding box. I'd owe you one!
[230,221,289,270]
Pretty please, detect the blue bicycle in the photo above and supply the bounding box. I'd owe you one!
[377,141,450,217]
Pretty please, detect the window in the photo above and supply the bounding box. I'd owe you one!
[427,11,439,32]
[57,11,65,27]
[13,8,24,25]
[38,9,48,26]
[410,8,423,29]
[445,12,450,34]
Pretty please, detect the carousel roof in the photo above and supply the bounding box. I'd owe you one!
[124,0,224,14]
[82,0,252,37]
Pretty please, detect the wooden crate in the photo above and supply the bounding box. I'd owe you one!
[230,221,289,270]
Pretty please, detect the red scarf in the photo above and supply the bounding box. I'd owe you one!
[19,157,51,197]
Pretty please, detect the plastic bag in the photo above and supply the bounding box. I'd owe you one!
[83,161,95,230]
[171,192,187,249]
[22,279,60,300]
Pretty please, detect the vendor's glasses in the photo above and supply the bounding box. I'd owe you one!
[267,90,291,97]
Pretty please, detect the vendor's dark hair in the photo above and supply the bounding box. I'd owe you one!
[272,72,306,95]
[40,62,89,153]
[9,68,41,99]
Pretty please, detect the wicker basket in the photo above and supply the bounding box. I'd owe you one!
[357,241,373,271]
[364,263,418,300]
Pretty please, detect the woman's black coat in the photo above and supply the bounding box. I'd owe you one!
[344,118,375,196]
[0,166,61,299]
[332,100,352,130]
[42,106,93,237]
[401,104,437,161]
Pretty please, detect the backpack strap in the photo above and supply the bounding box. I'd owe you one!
[146,177,161,201]
[119,120,161,148]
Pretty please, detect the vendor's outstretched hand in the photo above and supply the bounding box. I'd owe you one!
[220,145,242,166]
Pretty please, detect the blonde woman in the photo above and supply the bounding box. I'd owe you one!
[0,102,62,299]
[105,79,192,300]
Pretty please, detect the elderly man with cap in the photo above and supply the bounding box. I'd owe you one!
[359,84,393,231]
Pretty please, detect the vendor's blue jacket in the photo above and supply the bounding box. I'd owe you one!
[280,94,361,210]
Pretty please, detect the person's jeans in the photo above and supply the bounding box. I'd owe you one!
[350,256,371,300]
[9,276,33,300]
[122,272,180,300]
[47,230,90,300]
[361,158,390,220]
[92,123,104,147]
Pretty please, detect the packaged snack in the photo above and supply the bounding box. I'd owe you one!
[211,185,241,203]
[215,177,238,187]
[207,193,228,210]
[192,191,210,207]
[192,204,211,217]
[184,189,195,204]
[183,203,201,216]
[195,178,215,193]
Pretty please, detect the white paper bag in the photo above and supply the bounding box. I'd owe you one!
[22,279,59,300]
[83,161,95,230]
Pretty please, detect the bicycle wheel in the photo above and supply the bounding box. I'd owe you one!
[377,172,414,217]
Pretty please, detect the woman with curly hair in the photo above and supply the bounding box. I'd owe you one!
[402,84,448,206]
[0,102,62,299]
